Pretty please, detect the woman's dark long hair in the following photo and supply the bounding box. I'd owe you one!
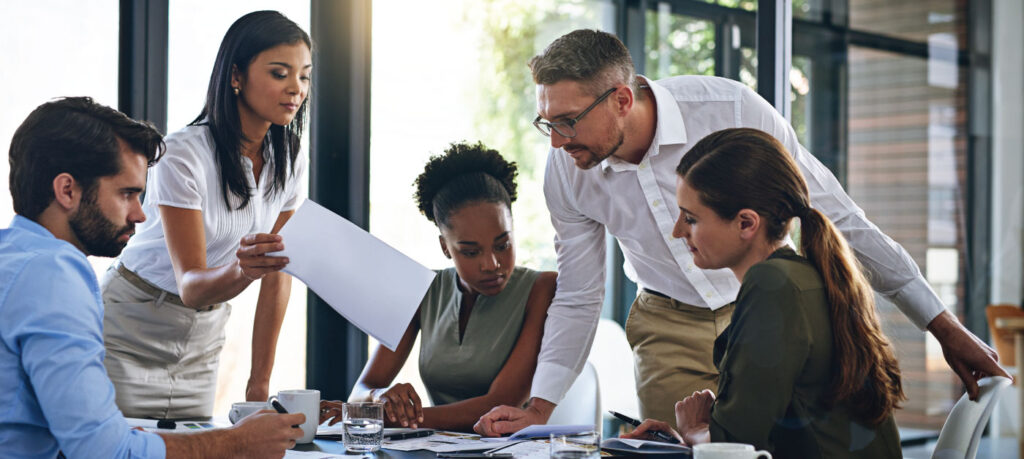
[676,128,905,426]
[192,10,311,210]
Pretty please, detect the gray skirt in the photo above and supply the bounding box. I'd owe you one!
[101,263,230,418]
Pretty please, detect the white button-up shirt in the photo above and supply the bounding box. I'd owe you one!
[532,75,945,404]
[120,124,306,294]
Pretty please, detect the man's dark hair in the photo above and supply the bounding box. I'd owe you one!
[414,141,518,228]
[192,10,311,210]
[8,96,164,220]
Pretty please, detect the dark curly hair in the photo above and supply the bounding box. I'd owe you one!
[413,141,518,228]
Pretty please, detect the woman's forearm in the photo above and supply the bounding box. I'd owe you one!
[347,383,380,403]
[249,272,291,390]
[178,260,253,308]
[418,390,529,432]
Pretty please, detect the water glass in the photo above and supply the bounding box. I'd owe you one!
[549,430,601,459]
[342,402,384,453]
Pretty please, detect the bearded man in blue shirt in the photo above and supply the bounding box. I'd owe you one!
[0,97,304,459]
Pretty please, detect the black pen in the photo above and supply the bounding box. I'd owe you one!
[270,399,300,428]
[608,410,679,444]
[270,399,289,414]
[384,429,435,441]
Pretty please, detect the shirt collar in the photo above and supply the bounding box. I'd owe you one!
[600,75,689,172]
[11,215,56,238]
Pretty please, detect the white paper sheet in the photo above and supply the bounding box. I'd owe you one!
[276,200,436,350]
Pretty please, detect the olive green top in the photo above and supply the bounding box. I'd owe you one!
[418,266,539,406]
[709,248,902,459]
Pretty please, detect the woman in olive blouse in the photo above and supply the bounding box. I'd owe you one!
[319,142,556,432]
[625,128,904,458]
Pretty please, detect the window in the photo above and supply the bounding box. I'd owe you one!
[846,42,968,428]
[369,0,616,401]
[0,0,119,287]
[167,1,311,417]
[638,0,979,430]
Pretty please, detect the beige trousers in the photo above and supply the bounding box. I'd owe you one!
[625,290,734,425]
[101,265,230,419]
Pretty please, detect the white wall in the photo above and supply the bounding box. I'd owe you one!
[990,0,1024,305]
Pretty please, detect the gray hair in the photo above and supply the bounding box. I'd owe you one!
[529,29,637,97]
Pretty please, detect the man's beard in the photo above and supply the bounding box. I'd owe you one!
[69,190,134,257]
[570,130,625,170]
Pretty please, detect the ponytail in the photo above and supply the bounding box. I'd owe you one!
[677,127,904,426]
[799,208,905,425]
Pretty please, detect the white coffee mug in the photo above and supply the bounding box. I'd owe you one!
[228,401,269,424]
[269,389,321,444]
[693,443,772,459]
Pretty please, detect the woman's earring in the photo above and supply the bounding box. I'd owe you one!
[233,87,240,96]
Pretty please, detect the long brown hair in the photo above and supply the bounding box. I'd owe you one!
[677,128,904,425]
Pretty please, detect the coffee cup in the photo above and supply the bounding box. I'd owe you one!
[693,443,772,459]
[228,401,268,424]
[269,389,320,444]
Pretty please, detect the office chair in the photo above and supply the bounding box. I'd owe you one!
[548,361,602,432]
[932,376,1012,459]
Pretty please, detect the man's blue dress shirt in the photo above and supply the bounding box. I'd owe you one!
[0,216,165,458]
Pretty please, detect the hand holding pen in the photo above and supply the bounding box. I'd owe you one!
[610,410,683,444]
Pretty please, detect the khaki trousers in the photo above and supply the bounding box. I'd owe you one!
[625,290,734,425]
[100,265,230,419]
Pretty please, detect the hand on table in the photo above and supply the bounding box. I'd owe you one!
[320,383,424,428]
[473,398,555,437]
[236,233,289,281]
[375,383,424,428]
[674,389,714,446]
[619,418,683,443]
[320,400,344,426]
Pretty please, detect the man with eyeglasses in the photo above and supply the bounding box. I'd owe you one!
[474,29,1008,434]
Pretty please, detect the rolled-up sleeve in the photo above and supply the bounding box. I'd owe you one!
[739,86,944,329]
[5,252,166,459]
[530,150,606,403]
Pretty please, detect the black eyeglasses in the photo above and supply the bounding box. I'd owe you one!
[533,87,617,138]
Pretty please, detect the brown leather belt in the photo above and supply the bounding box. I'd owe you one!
[116,263,218,312]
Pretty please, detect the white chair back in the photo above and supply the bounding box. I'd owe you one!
[932,376,1012,459]
[548,361,601,431]
[587,318,641,418]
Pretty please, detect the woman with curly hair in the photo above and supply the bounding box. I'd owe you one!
[624,128,903,458]
[320,141,557,432]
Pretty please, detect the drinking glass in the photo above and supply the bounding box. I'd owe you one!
[342,402,384,453]
[549,430,601,459]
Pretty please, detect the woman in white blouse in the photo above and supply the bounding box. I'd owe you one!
[100,10,311,418]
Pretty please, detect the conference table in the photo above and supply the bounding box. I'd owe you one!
[296,440,435,457]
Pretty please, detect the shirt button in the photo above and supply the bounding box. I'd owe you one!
[705,291,714,298]
[639,163,647,170]
[688,263,695,270]
[652,199,661,207]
